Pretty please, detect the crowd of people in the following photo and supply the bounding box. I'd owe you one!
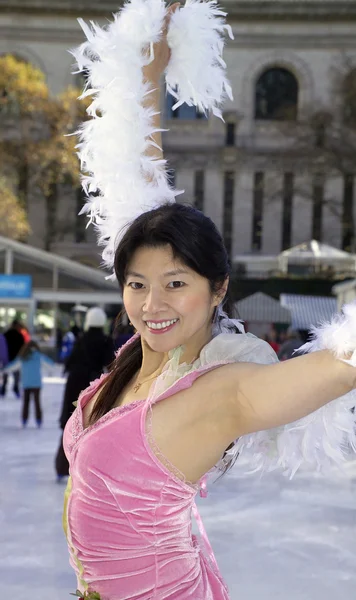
[0,311,134,440]
[264,327,304,361]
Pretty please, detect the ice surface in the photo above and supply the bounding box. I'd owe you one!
[1,369,356,599]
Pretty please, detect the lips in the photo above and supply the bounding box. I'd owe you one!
[145,319,179,335]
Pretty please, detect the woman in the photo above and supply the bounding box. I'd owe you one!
[63,6,356,600]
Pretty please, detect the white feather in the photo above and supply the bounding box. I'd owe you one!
[71,0,176,272]
[71,0,234,272]
[235,394,356,479]
[166,0,234,119]
[234,301,356,478]
[298,301,356,363]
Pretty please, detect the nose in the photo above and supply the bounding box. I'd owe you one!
[142,287,167,314]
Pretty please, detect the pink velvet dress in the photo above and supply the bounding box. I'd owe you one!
[63,362,231,600]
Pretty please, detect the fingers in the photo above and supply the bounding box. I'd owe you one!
[167,2,181,14]
[164,2,181,30]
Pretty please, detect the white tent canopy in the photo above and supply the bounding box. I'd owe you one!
[280,294,337,330]
[278,240,356,273]
[235,292,291,324]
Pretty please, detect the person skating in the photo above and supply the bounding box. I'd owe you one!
[2,340,54,427]
[55,307,114,480]
[1,320,26,398]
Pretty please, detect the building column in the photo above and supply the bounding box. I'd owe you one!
[232,171,254,255]
[175,168,195,206]
[5,249,13,274]
[262,171,283,254]
[28,298,37,335]
[28,193,47,249]
[323,176,343,248]
[291,174,313,246]
[204,168,224,233]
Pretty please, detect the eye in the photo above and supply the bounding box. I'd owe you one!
[127,282,144,290]
[167,281,185,289]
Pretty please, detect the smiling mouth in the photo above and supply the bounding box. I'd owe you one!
[145,319,179,334]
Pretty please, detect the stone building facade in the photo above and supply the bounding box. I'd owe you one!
[2,0,356,266]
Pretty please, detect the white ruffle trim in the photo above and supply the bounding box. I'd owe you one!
[71,0,233,272]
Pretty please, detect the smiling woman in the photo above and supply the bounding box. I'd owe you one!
[62,2,356,600]
[124,243,225,355]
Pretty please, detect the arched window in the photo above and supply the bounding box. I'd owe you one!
[255,67,299,121]
[342,69,356,127]
[166,92,205,120]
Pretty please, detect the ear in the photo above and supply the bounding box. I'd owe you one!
[214,276,229,305]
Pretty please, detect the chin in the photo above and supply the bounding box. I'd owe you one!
[144,337,179,353]
[140,330,184,353]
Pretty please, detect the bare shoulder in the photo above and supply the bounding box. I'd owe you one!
[189,361,260,429]
[150,362,259,482]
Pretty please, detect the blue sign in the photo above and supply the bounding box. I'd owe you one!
[0,275,32,299]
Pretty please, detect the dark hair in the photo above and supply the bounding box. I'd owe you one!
[90,203,238,472]
[19,340,40,360]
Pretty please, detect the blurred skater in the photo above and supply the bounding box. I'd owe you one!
[0,332,9,396]
[55,307,115,479]
[0,331,9,369]
[2,340,54,427]
[0,320,26,398]
[278,329,303,361]
[112,321,134,351]
[59,324,81,364]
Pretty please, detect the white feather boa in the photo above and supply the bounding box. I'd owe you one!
[166,0,233,118]
[235,303,356,478]
[71,0,233,272]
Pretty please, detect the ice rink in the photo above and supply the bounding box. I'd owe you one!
[1,370,356,600]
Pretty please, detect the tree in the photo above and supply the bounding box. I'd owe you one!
[0,54,49,206]
[0,176,30,240]
[29,87,87,249]
[0,55,88,249]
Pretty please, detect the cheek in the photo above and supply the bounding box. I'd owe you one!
[123,292,139,319]
[176,292,212,315]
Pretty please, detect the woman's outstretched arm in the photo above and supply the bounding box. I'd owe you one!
[206,350,356,439]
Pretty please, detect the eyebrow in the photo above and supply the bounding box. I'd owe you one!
[126,268,189,279]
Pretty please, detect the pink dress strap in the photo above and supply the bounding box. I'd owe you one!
[148,360,232,407]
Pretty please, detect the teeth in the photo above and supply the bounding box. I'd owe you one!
[146,319,178,330]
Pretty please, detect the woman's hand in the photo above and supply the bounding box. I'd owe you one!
[143,3,180,84]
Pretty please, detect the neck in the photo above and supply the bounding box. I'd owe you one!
[138,325,214,378]
[139,339,168,379]
[179,325,213,364]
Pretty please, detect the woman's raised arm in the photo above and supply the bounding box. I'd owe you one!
[142,4,180,164]
[219,350,356,437]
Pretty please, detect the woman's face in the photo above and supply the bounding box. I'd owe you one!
[123,245,220,356]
